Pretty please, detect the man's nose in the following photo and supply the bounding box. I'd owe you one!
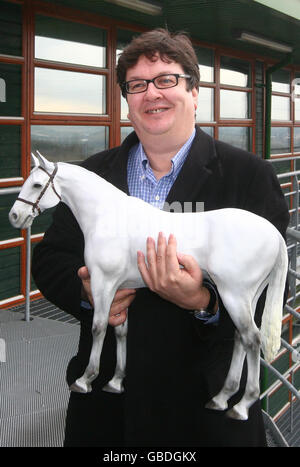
[144,82,162,99]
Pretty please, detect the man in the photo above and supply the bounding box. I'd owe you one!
[32,29,289,447]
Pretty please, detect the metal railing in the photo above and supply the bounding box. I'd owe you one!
[259,160,300,437]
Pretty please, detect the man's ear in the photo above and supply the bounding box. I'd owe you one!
[192,87,199,112]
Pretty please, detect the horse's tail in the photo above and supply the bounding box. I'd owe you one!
[260,234,288,363]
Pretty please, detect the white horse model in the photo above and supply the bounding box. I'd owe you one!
[9,152,288,421]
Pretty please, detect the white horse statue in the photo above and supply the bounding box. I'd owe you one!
[9,152,288,421]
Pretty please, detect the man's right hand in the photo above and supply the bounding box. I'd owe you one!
[78,266,136,327]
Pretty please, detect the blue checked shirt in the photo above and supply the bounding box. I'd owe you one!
[127,129,195,209]
[127,128,219,325]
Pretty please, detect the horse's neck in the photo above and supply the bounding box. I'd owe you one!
[57,163,123,233]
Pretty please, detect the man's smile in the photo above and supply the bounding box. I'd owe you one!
[145,106,170,114]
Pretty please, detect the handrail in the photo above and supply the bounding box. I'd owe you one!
[260,358,300,402]
[287,227,300,242]
[277,170,300,179]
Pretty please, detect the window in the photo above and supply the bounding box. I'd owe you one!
[31,125,109,163]
[35,15,106,67]
[294,127,300,153]
[218,127,252,152]
[0,1,22,57]
[271,127,291,155]
[33,15,108,117]
[295,98,300,121]
[271,95,290,121]
[0,1,24,306]
[272,69,290,93]
[28,13,111,298]
[218,55,253,150]
[220,56,251,87]
[195,46,214,83]
[34,68,106,115]
[220,90,251,119]
[196,87,214,122]
[0,63,22,117]
[0,125,21,178]
[270,70,299,162]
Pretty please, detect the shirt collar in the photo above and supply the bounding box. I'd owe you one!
[137,128,196,180]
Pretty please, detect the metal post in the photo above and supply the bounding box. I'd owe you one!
[290,371,294,433]
[25,226,31,322]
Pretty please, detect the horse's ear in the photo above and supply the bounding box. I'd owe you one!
[35,150,54,172]
[31,153,39,168]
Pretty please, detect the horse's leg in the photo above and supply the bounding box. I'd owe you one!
[70,273,117,394]
[205,329,246,411]
[206,287,261,420]
[206,284,264,415]
[226,286,264,420]
[103,317,128,394]
[226,322,261,420]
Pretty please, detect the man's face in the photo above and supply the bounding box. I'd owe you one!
[125,55,198,145]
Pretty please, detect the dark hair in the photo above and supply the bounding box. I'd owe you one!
[117,28,200,97]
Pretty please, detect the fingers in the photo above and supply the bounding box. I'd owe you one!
[109,288,136,327]
[78,266,90,281]
[156,231,167,276]
[78,265,136,325]
[137,244,154,289]
[146,236,156,276]
[109,309,128,327]
[177,252,199,273]
[139,232,168,286]
[78,265,94,307]
[165,234,180,276]
[136,233,205,309]
[113,288,136,306]
[137,232,180,292]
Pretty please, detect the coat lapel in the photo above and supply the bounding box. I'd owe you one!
[166,127,219,207]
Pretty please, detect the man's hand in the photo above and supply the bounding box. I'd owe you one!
[137,232,211,310]
[78,266,136,326]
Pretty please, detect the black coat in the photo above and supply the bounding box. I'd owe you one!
[32,127,289,447]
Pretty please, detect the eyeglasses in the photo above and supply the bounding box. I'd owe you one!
[123,73,191,94]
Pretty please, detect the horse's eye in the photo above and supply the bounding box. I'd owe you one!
[33,183,42,189]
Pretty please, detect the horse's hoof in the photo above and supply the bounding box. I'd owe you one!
[69,379,92,394]
[102,380,124,394]
[205,399,227,411]
[226,406,248,421]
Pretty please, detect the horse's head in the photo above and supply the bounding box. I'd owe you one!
[9,152,61,229]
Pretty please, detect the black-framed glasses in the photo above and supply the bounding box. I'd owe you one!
[123,73,191,94]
